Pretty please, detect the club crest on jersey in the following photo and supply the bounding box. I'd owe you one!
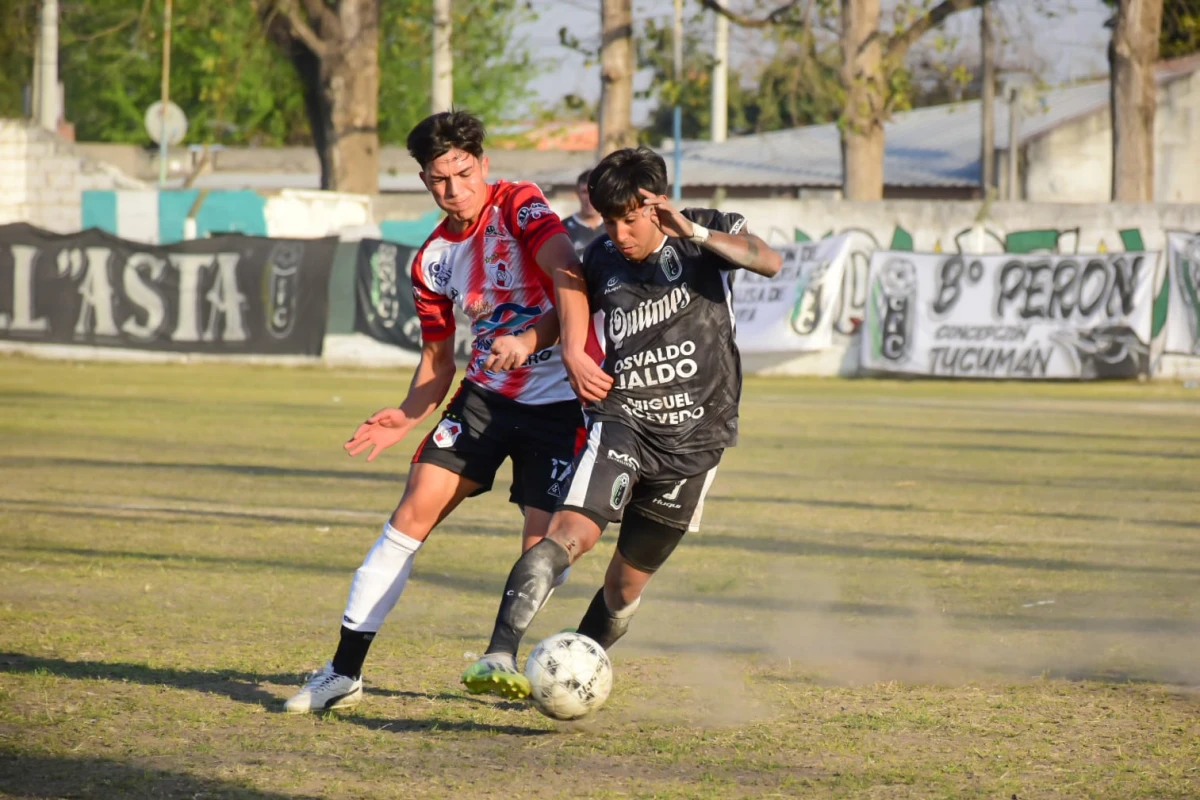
[433,418,463,449]
[661,246,683,282]
[517,203,552,230]
[486,259,513,288]
[610,472,630,509]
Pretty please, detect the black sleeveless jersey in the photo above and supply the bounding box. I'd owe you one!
[582,207,748,454]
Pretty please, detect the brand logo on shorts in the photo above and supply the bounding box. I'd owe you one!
[610,472,630,509]
[652,479,686,510]
[661,246,683,282]
[607,449,639,471]
[433,418,463,449]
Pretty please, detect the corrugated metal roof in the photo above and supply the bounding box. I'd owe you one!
[530,56,1200,190]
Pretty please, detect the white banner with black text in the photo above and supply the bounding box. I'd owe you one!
[732,234,851,353]
[860,250,1163,379]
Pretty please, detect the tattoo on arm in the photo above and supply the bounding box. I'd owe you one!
[739,236,760,268]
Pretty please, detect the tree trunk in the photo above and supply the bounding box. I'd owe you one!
[599,0,636,156]
[840,0,884,200]
[1110,0,1163,202]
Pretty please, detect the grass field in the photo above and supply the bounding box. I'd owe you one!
[1,356,1198,799]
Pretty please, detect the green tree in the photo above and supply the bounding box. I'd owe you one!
[0,0,37,119]
[636,12,841,144]
[375,0,539,145]
[0,0,539,155]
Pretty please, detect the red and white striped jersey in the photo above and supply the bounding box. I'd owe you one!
[411,180,593,405]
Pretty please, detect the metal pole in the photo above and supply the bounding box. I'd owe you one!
[980,0,995,197]
[711,0,728,143]
[37,0,59,132]
[672,0,683,200]
[432,0,453,113]
[159,0,172,189]
[1007,87,1021,201]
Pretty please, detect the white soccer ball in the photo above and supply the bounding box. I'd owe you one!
[524,632,613,720]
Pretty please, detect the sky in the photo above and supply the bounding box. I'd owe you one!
[517,0,1113,124]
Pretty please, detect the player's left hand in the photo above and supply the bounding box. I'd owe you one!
[638,188,694,239]
[483,334,533,372]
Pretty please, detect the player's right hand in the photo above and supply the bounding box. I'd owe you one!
[563,349,613,403]
[345,408,412,462]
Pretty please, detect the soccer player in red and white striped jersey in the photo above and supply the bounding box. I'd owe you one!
[284,111,611,713]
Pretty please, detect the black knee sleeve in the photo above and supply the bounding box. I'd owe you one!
[486,538,571,656]
[616,510,686,574]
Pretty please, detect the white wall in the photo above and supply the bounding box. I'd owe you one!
[1020,72,1200,204]
[0,119,143,233]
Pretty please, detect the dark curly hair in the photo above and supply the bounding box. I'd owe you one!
[587,147,669,218]
[406,110,486,169]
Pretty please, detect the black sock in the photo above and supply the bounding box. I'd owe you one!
[486,538,571,656]
[576,588,635,650]
[331,626,375,679]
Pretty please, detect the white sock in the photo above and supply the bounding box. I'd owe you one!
[611,595,641,618]
[341,523,423,632]
[552,565,571,589]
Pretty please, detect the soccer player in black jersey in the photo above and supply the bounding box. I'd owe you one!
[462,147,781,698]
[561,168,605,258]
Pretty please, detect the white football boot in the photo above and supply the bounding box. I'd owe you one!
[283,662,363,713]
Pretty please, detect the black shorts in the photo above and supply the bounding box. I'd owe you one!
[558,420,722,532]
[413,380,586,513]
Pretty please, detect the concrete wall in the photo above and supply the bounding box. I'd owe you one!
[1017,71,1200,204]
[0,120,144,233]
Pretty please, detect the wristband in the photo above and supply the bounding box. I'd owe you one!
[688,223,710,245]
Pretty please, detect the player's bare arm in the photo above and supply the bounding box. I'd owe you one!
[535,232,614,403]
[637,189,783,278]
[344,336,456,462]
[483,312,560,372]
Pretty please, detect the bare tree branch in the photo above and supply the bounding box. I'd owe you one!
[300,0,341,37]
[696,0,806,29]
[271,0,331,56]
[885,0,984,60]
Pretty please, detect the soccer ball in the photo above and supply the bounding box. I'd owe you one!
[523,632,613,720]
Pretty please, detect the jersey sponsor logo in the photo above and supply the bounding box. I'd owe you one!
[608,283,692,347]
[484,222,508,239]
[606,449,640,471]
[604,276,622,295]
[428,259,451,291]
[661,246,683,282]
[474,302,543,333]
[433,418,463,448]
[610,472,630,509]
[486,259,513,288]
[517,202,553,230]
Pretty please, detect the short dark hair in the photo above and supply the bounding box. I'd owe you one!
[406,110,486,169]
[576,168,592,187]
[587,148,669,218]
